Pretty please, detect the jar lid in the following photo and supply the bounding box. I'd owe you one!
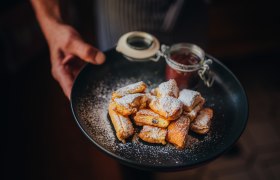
[116,31,160,61]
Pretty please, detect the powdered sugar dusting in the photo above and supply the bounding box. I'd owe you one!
[114,81,145,97]
[74,76,223,166]
[179,89,200,107]
[72,60,228,167]
[195,115,209,126]
[158,79,179,97]
[158,96,183,116]
[193,108,213,127]
[74,75,165,152]
[114,93,144,108]
[141,125,167,140]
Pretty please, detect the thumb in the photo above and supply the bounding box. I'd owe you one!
[68,38,106,64]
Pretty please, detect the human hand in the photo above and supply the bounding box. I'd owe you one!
[46,23,105,99]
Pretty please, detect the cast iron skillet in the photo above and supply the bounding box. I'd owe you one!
[70,49,248,171]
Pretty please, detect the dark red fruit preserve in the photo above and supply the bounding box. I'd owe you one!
[166,51,200,89]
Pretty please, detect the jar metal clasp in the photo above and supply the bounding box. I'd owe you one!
[160,44,214,87]
[116,31,214,87]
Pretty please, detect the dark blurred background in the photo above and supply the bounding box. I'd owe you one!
[1,0,280,179]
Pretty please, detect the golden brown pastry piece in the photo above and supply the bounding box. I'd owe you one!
[145,93,157,104]
[113,93,148,116]
[149,96,183,121]
[134,109,170,128]
[152,79,179,98]
[184,100,205,121]
[108,102,134,143]
[167,115,190,149]
[112,81,147,100]
[191,108,213,134]
[178,89,205,112]
[138,125,167,145]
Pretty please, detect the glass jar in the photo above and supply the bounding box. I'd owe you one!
[116,31,214,88]
[162,43,213,88]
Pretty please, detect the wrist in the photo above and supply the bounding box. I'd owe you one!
[31,0,64,41]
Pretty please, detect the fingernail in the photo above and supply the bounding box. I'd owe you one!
[95,51,106,64]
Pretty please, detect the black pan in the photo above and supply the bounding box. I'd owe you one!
[70,49,248,171]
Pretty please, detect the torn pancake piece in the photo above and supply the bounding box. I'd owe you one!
[134,109,170,128]
[167,115,190,149]
[184,100,205,121]
[178,89,205,112]
[153,79,179,98]
[113,93,148,116]
[149,96,183,120]
[108,102,134,143]
[191,108,213,134]
[112,81,147,100]
[138,125,167,145]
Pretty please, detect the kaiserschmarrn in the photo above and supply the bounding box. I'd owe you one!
[108,79,214,149]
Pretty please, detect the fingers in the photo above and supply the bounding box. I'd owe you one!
[62,54,86,77]
[60,76,72,99]
[61,54,75,64]
[68,38,106,65]
[52,65,74,99]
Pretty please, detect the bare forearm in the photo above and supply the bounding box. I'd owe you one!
[31,0,105,99]
[30,0,63,39]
